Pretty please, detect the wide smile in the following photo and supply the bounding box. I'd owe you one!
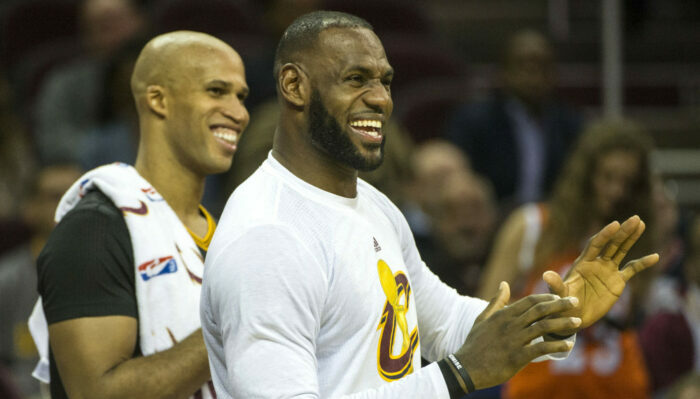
[211,124,240,153]
[348,118,383,144]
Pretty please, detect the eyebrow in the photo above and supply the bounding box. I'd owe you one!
[346,65,394,79]
[207,79,249,96]
[207,79,232,88]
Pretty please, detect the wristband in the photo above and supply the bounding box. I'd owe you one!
[447,354,475,393]
[437,359,465,399]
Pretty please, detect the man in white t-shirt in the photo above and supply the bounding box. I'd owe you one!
[201,11,659,399]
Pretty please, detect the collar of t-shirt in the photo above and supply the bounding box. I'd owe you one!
[264,151,360,210]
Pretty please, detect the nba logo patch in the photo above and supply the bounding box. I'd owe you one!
[141,186,164,202]
[138,256,178,281]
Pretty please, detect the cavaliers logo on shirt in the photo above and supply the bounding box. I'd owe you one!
[120,200,149,216]
[376,259,419,381]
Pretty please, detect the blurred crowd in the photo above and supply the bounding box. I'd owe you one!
[1,0,698,398]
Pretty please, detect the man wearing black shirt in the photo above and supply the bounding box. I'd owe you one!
[35,31,249,399]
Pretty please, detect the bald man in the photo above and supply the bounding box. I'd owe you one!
[33,31,249,399]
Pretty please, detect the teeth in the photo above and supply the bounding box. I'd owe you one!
[350,119,382,129]
[213,128,237,144]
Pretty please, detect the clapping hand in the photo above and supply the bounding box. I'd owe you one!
[542,215,659,331]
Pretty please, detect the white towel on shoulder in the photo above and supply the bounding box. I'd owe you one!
[29,163,214,398]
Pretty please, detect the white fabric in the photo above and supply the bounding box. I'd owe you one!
[28,300,49,382]
[518,203,543,275]
[201,153,489,398]
[28,163,213,398]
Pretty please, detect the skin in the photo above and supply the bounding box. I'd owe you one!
[80,0,145,57]
[273,27,393,198]
[501,30,555,114]
[592,150,641,222]
[271,26,658,392]
[434,171,496,262]
[48,31,249,399]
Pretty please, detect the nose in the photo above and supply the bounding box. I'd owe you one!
[363,80,393,116]
[223,99,249,130]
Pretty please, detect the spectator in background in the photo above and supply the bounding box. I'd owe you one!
[0,164,82,399]
[402,139,471,238]
[78,36,146,170]
[0,70,37,255]
[403,140,498,297]
[639,213,700,397]
[479,118,656,399]
[33,0,147,164]
[416,170,497,297]
[649,177,685,280]
[446,29,583,211]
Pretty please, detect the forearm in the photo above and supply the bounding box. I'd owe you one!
[76,330,209,399]
[413,263,488,362]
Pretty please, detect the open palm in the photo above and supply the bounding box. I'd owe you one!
[543,215,659,329]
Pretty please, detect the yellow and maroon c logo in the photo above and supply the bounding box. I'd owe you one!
[376,260,419,381]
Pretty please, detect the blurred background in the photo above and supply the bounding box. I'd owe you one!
[1,1,699,398]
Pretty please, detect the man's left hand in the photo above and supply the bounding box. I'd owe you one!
[542,215,659,332]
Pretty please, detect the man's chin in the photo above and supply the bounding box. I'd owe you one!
[355,154,384,172]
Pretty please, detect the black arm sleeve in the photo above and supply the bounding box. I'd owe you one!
[37,190,137,324]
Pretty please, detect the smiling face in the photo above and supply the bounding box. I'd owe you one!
[304,27,393,172]
[164,44,250,175]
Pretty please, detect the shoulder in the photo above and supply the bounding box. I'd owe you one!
[60,189,120,215]
[207,222,316,277]
[204,222,329,305]
[358,180,404,219]
[499,203,546,240]
[40,189,131,268]
[491,204,543,254]
[452,94,505,121]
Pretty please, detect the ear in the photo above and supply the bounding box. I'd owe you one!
[146,85,167,118]
[278,63,307,108]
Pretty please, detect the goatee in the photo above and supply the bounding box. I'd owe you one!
[308,89,384,172]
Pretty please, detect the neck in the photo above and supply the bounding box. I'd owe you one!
[134,148,206,231]
[272,126,358,198]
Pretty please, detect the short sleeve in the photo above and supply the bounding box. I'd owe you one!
[37,191,137,324]
[202,223,328,397]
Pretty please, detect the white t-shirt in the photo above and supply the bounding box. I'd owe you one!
[201,153,488,398]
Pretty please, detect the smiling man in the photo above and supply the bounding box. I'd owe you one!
[31,31,249,399]
[201,11,658,399]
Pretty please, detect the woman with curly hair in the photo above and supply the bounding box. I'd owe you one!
[479,118,656,399]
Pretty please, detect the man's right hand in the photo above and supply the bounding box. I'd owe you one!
[453,282,581,390]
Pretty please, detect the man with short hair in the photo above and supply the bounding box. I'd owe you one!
[31,31,249,399]
[446,29,583,209]
[201,11,657,398]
